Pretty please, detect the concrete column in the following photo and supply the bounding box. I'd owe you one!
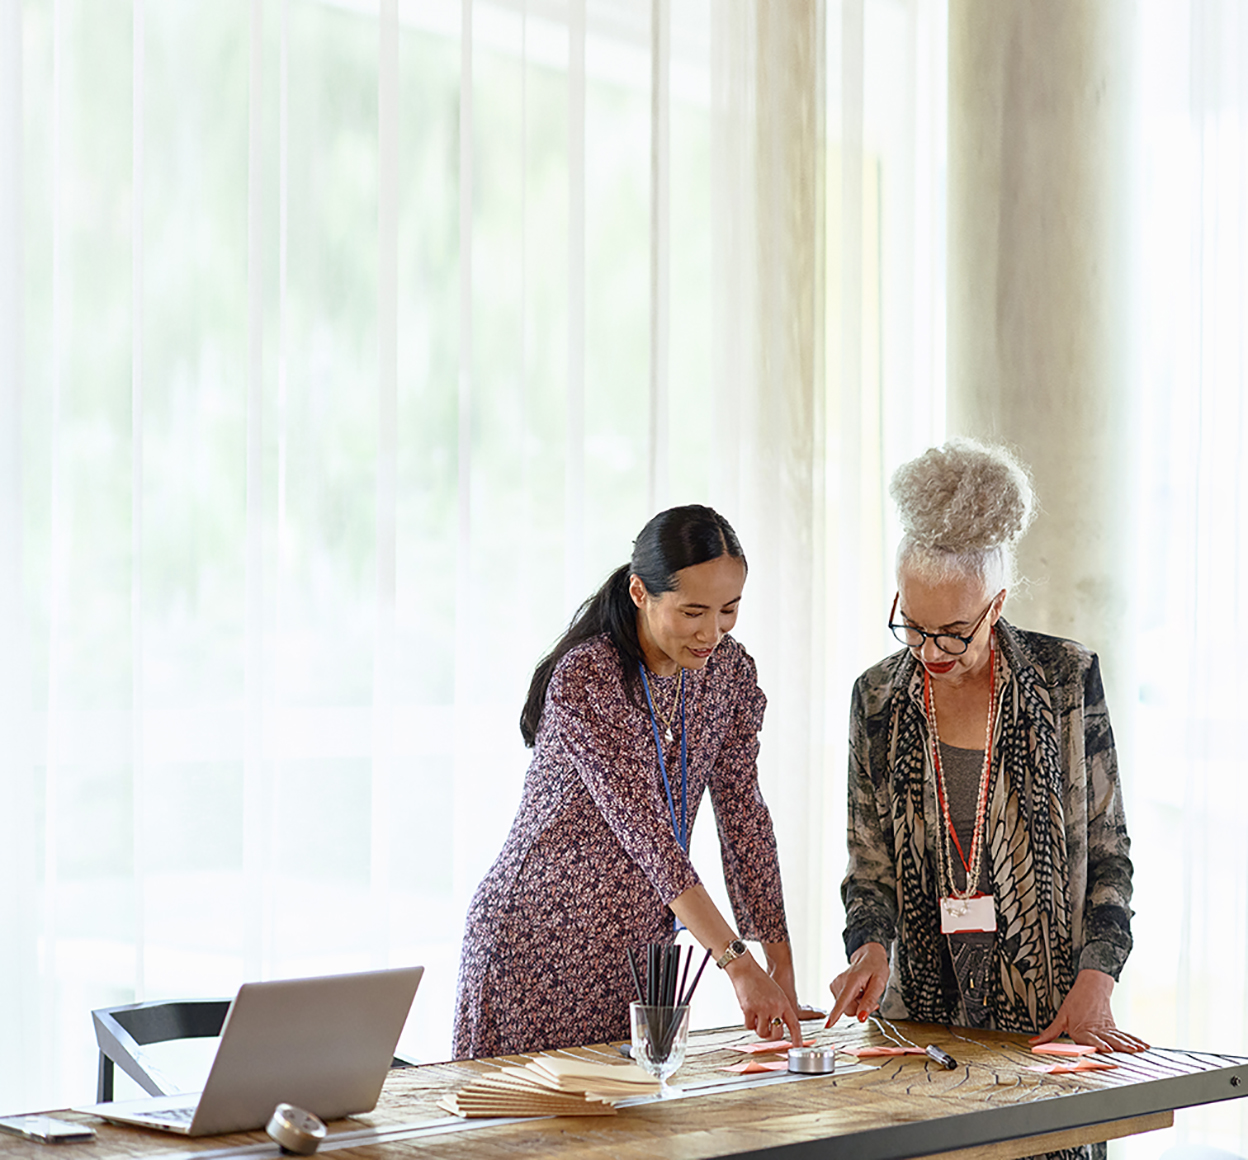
[946,1,1135,707]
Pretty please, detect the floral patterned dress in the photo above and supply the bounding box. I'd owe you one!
[452,632,790,1059]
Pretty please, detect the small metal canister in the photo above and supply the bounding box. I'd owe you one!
[788,1046,837,1074]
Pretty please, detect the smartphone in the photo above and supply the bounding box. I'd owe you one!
[0,1115,97,1144]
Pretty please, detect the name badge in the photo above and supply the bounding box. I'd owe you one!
[940,893,997,934]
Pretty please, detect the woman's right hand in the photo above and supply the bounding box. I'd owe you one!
[825,941,890,1027]
[724,955,803,1045]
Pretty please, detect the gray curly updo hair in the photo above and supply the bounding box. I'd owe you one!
[891,439,1035,592]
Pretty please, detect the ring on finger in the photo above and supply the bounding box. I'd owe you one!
[770,1017,783,1027]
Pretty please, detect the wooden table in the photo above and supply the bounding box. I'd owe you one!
[18,1020,1248,1160]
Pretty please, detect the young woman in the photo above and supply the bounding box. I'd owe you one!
[452,505,813,1058]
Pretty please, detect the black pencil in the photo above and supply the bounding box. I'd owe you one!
[677,948,692,1008]
[680,948,713,1007]
[661,945,676,1054]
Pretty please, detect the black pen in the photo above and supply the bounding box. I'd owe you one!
[925,1044,957,1069]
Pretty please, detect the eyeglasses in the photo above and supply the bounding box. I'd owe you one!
[888,591,1002,656]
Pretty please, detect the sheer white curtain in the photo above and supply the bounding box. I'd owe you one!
[1122,2,1248,1157]
[0,0,946,1112]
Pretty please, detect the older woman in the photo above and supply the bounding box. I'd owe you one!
[827,441,1147,1059]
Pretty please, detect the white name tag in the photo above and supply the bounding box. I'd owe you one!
[940,893,997,934]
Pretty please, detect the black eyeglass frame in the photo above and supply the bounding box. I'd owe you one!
[888,591,1003,656]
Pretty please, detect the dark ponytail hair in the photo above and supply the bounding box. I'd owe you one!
[519,505,746,746]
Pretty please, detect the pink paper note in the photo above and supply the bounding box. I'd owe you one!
[727,1039,814,1055]
[719,1060,792,1074]
[1031,1043,1098,1057]
[1026,1059,1118,1074]
[1074,1058,1117,1070]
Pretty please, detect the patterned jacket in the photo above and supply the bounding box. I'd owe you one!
[841,620,1134,1028]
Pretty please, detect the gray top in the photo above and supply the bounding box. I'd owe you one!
[938,741,991,896]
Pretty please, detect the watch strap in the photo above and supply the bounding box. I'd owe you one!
[716,938,747,969]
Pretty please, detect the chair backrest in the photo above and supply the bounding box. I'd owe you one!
[92,999,231,1102]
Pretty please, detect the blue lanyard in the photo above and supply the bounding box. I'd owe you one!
[639,663,688,852]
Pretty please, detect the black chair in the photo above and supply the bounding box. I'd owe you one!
[92,998,232,1101]
[92,996,421,1101]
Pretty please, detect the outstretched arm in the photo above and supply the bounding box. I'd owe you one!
[1051,658,1144,1053]
[833,678,899,1027]
[826,941,890,1026]
[670,884,803,1045]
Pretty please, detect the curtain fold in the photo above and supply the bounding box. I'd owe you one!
[742,0,827,993]
[0,0,946,1110]
[1122,3,1248,1156]
[0,0,36,1106]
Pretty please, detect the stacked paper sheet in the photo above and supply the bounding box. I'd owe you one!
[524,1054,661,1096]
[439,1053,660,1118]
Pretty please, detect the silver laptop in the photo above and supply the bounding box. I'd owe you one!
[76,965,423,1137]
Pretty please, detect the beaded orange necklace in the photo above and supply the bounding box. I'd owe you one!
[923,633,997,914]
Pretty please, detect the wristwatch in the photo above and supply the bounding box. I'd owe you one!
[716,938,748,969]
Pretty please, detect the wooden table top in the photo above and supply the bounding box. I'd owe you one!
[20,1020,1248,1160]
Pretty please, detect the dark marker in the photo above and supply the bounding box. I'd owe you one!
[926,1044,957,1070]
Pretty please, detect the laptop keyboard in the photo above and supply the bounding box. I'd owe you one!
[139,1106,196,1125]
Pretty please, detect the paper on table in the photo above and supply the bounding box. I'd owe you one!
[726,1039,814,1055]
[1027,1058,1118,1074]
[441,1051,659,1118]
[718,1060,791,1074]
[524,1055,660,1095]
[528,1055,659,1086]
[438,1091,617,1117]
[1031,1043,1098,1056]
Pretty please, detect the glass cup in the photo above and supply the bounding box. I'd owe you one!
[630,1002,690,1095]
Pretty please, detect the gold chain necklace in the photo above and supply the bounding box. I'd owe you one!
[651,669,684,743]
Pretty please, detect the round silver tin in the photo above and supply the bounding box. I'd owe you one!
[266,1103,327,1155]
[788,1046,837,1074]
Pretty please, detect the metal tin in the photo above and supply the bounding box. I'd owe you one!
[788,1046,837,1074]
[266,1103,327,1155]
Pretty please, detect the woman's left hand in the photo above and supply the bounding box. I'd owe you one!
[1030,969,1150,1053]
